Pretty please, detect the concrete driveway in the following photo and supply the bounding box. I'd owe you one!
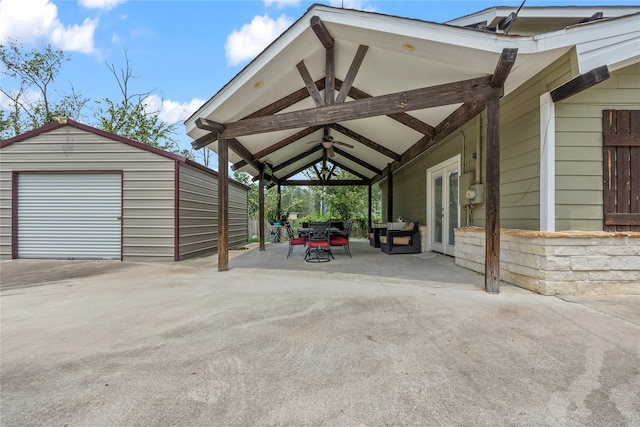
[1,241,639,426]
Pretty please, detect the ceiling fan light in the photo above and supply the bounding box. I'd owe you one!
[322,141,332,148]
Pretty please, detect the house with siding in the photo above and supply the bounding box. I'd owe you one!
[0,118,249,261]
[185,4,639,295]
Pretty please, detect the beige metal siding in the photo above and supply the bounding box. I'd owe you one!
[0,126,176,261]
[178,163,217,259]
[178,163,248,260]
[229,181,249,247]
[555,62,640,231]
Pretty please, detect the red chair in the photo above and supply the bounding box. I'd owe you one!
[330,220,352,257]
[285,222,306,258]
[304,222,334,262]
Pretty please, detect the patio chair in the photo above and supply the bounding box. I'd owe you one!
[304,222,334,262]
[284,222,306,258]
[330,220,352,257]
[379,221,421,254]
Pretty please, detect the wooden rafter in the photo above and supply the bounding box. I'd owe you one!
[335,45,369,104]
[329,159,370,181]
[329,123,401,161]
[297,60,324,107]
[332,146,382,175]
[272,144,323,172]
[231,126,323,171]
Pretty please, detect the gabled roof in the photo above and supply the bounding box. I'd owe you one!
[184,4,640,182]
[448,6,640,35]
[1,118,230,181]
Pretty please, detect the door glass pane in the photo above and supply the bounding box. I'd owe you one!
[434,175,443,244]
[448,170,459,245]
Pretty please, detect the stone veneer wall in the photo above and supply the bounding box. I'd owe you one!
[454,227,640,296]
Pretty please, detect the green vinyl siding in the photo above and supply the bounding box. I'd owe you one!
[555,62,640,231]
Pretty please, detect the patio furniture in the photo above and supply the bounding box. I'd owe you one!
[284,222,306,258]
[304,222,334,262]
[330,220,353,257]
[379,221,421,254]
[369,225,386,248]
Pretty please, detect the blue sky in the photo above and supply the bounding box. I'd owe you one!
[1,0,635,159]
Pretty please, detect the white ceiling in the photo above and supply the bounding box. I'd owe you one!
[184,5,639,181]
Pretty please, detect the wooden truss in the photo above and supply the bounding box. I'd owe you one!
[193,16,517,294]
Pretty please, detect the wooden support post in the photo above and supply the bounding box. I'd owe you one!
[386,166,393,222]
[368,184,373,229]
[277,184,282,219]
[259,165,265,251]
[218,138,229,271]
[485,98,500,293]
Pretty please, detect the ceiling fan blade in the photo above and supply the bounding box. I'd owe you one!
[333,140,354,149]
[328,146,335,157]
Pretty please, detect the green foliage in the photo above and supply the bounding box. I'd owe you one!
[0,39,89,138]
[297,212,333,223]
[94,50,188,156]
[96,96,177,151]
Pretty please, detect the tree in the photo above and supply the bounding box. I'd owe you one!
[94,50,190,157]
[0,39,89,138]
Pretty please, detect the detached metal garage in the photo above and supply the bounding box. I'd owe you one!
[0,118,249,261]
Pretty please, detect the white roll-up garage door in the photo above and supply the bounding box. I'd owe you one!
[17,173,122,259]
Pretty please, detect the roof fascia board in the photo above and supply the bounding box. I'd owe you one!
[311,6,522,53]
[532,14,640,73]
[448,6,640,27]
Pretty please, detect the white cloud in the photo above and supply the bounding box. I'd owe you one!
[79,0,127,10]
[144,94,205,125]
[263,0,301,8]
[0,0,98,53]
[225,14,292,66]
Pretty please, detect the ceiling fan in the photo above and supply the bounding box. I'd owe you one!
[308,126,354,158]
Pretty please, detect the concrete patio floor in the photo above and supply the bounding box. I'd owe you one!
[1,240,639,426]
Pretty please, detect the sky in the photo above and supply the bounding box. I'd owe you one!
[1,0,636,163]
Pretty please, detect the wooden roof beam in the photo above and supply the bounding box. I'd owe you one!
[491,48,518,88]
[336,78,435,137]
[245,78,325,119]
[373,100,487,183]
[218,75,496,139]
[282,180,368,187]
[550,65,610,103]
[310,16,333,48]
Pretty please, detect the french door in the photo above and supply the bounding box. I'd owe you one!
[427,156,460,255]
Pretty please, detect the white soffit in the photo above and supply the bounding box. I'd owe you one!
[185,5,640,180]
